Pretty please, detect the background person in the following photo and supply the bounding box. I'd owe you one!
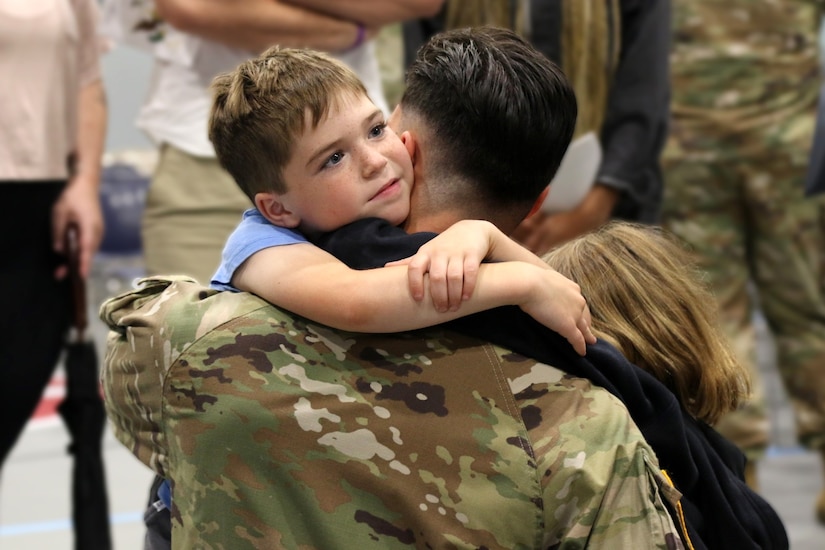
[0,0,107,469]
[660,0,825,523]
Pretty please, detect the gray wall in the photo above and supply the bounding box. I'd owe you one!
[101,45,153,152]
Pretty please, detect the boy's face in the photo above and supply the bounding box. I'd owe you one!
[278,93,414,234]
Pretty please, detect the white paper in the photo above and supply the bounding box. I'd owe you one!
[540,132,602,213]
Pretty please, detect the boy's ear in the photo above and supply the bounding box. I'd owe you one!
[255,192,301,228]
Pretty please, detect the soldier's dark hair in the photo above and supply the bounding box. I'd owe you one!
[401,26,577,210]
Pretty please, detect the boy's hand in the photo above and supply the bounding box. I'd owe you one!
[519,265,596,356]
[386,220,498,312]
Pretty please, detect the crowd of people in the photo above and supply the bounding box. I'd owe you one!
[2,0,824,548]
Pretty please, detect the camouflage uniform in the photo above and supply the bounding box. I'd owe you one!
[662,0,825,457]
[101,277,685,549]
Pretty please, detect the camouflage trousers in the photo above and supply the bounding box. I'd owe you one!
[661,109,825,458]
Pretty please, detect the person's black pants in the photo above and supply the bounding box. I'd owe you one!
[0,182,71,467]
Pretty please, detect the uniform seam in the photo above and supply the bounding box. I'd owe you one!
[481,344,545,549]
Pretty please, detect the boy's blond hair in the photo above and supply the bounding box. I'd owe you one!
[544,222,752,425]
[208,46,368,200]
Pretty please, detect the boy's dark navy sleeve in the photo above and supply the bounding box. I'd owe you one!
[313,218,437,270]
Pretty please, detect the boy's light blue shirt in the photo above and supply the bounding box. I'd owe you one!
[210,208,307,291]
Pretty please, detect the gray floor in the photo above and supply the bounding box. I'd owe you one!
[1,255,823,549]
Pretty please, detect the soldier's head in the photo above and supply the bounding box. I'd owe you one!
[208,46,414,235]
[394,26,578,233]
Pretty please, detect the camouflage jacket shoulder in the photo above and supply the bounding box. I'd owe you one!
[100,276,273,475]
[100,276,684,549]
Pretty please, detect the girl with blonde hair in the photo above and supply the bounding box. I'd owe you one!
[544,221,751,425]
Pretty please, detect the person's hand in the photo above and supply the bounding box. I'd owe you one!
[51,175,104,280]
[512,185,619,255]
[519,265,596,356]
[386,220,501,312]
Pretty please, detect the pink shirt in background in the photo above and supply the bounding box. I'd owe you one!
[0,0,103,180]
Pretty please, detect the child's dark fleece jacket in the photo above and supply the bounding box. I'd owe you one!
[315,217,788,550]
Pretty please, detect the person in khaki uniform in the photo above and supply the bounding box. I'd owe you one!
[661,0,825,523]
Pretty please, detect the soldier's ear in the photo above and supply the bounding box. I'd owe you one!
[255,192,301,228]
[526,187,549,219]
[400,131,417,165]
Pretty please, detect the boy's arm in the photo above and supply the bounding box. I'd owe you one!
[233,242,593,354]
[388,219,561,308]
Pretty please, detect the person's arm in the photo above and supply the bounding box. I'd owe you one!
[283,0,444,27]
[511,187,620,254]
[234,242,592,355]
[596,0,671,210]
[154,0,365,53]
[386,220,595,348]
[52,78,107,280]
[388,219,553,304]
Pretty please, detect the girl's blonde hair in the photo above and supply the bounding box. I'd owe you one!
[543,222,751,424]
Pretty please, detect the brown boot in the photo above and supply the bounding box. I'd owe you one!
[743,460,759,492]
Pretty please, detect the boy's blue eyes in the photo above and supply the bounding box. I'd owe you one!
[324,152,344,167]
[321,123,387,169]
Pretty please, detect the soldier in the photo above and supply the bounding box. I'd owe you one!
[101,27,688,549]
[661,0,825,523]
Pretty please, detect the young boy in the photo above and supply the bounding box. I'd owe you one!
[207,44,594,354]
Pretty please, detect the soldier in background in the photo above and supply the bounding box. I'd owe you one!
[661,0,825,523]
